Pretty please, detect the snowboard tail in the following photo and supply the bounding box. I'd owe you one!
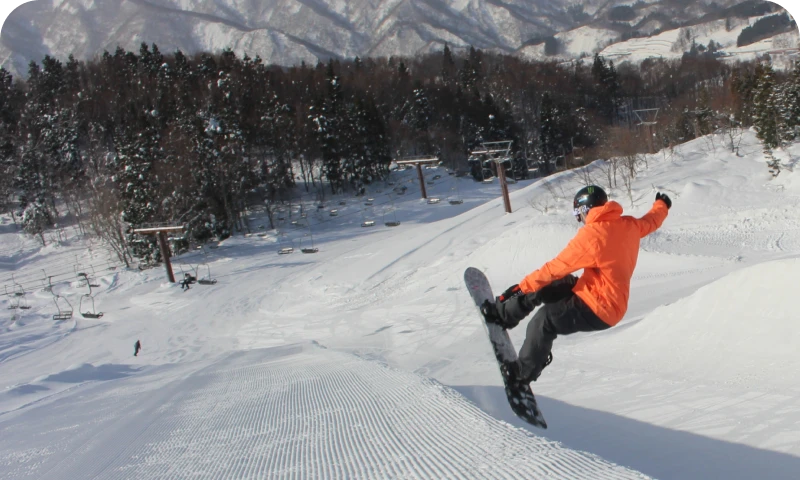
[464,267,547,429]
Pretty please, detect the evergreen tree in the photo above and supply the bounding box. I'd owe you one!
[16,57,70,216]
[591,54,620,121]
[442,44,456,85]
[539,93,563,173]
[695,85,713,136]
[316,60,345,194]
[779,62,800,142]
[752,64,782,176]
[460,46,482,91]
[113,112,161,261]
[0,68,19,218]
[409,83,431,131]
[753,64,780,150]
[21,201,51,245]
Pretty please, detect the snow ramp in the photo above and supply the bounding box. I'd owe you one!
[604,257,800,388]
[0,343,650,479]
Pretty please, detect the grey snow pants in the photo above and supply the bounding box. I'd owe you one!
[518,275,610,383]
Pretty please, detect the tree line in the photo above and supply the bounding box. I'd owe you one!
[0,42,796,263]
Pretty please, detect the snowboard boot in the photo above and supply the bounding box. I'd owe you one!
[525,352,553,383]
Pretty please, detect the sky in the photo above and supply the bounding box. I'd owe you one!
[2,128,800,478]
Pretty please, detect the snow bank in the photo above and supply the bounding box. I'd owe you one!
[618,258,800,387]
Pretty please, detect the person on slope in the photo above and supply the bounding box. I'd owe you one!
[486,185,671,384]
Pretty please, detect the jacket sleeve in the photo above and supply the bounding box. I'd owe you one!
[635,200,669,238]
[519,227,598,294]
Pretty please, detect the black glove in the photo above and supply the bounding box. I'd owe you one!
[656,192,671,209]
[498,284,522,302]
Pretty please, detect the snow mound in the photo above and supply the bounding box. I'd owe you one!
[619,258,800,387]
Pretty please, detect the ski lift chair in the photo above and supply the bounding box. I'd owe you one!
[383,206,401,227]
[300,229,319,254]
[195,263,217,285]
[46,276,73,320]
[79,282,103,319]
[53,296,73,321]
[79,295,104,319]
[10,283,31,310]
[4,286,18,310]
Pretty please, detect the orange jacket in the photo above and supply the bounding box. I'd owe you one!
[519,200,668,326]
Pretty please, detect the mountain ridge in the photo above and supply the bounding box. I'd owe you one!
[0,0,786,77]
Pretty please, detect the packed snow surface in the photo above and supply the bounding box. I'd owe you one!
[2,129,800,478]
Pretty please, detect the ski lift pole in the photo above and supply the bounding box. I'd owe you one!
[416,164,427,199]
[395,157,439,200]
[131,225,185,283]
[495,158,513,214]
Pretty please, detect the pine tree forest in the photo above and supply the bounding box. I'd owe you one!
[0,43,798,264]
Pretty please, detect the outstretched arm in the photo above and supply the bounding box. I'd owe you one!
[636,197,669,238]
[519,228,597,293]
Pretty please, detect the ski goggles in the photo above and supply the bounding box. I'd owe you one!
[573,205,590,222]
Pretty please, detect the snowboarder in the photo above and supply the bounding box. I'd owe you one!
[134,339,142,357]
[487,185,671,383]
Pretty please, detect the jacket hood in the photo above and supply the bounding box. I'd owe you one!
[585,201,623,224]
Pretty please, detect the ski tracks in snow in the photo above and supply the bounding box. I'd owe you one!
[0,344,649,479]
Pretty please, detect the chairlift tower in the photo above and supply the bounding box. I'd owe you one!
[469,141,514,214]
[634,108,660,154]
[131,225,186,283]
[394,156,440,200]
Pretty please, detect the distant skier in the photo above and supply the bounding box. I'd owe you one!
[134,340,142,357]
[180,272,196,291]
[487,185,671,383]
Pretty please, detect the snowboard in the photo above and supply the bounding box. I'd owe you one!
[464,267,547,429]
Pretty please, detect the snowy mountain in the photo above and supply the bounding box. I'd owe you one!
[519,11,800,67]
[2,128,800,478]
[0,0,770,78]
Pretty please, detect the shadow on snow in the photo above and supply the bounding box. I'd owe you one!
[454,385,800,480]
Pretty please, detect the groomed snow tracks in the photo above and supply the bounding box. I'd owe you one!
[0,344,649,479]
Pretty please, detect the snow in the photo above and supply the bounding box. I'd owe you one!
[599,14,800,65]
[3,129,800,478]
[519,26,618,60]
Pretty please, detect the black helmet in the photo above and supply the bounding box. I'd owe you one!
[573,185,607,222]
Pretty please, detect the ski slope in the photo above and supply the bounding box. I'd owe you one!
[0,344,649,479]
[599,15,800,65]
[2,129,800,478]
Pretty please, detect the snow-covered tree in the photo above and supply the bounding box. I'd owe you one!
[0,68,19,219]
[751,65,783,176]
[21,202,51,245]
[778,62,800,142]
[752,64,780,150]
[113,113,161,261]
